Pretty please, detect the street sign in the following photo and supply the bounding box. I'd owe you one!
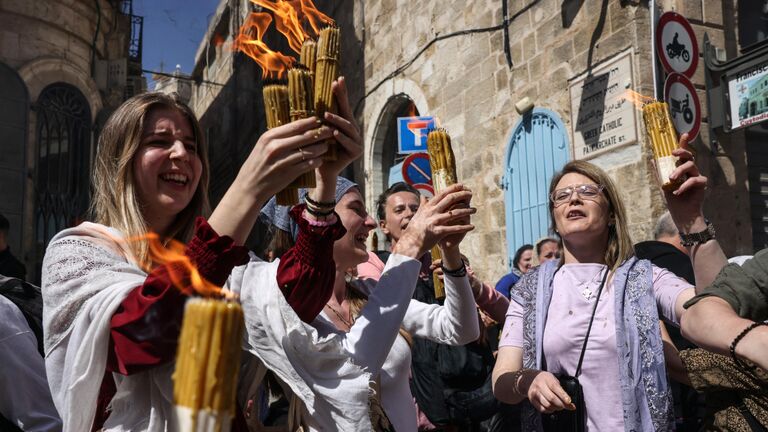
[664,73,701,140]
[656,12,699,78]
[412,183,434,198]
[726,61,768,130]
[397,116,435,154]
[401,152,432,186]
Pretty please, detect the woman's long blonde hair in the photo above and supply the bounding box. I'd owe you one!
[90,92,210,268]
[548,160,634,271]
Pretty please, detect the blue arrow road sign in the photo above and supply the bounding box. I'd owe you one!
[397,116,435,154]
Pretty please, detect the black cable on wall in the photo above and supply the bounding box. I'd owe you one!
[352,0,540,116]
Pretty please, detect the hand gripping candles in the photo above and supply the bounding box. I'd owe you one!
[641,101,686,191]
[276,64,317,205]
[426,129,458,300]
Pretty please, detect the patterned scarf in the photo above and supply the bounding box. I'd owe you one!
[510,258,674,432]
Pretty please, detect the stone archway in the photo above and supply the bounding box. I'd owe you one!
[17,58,102,122]
[363,78,429,210]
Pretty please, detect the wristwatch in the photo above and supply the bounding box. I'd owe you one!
[679,220,716,247]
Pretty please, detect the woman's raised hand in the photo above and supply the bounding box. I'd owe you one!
[665,133,708,230]
[392,184,476,259]
[240,117,334,204]
[209,117,332,244]
[317,77,363,180]
[306,76,363,204]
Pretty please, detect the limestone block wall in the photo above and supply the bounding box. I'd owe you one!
[358,0,747,282]
[0,0,133,278]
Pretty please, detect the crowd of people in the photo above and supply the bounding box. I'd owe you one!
[0,79,766,432]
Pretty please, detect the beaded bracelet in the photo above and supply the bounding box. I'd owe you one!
[441,261,467,278]
[305,194,336,209]
[729,320,767,371]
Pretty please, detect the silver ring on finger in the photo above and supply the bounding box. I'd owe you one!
[298,148,306,162]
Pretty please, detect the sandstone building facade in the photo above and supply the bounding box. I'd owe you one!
[359,0,765,281]
[0,0,144,281]
[190,0,766,282]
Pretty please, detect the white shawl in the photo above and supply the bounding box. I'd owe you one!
[41,223,173,432]
[42,221,422,432]
[229,253,422,432]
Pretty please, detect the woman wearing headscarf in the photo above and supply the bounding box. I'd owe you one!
[253,177,480,431]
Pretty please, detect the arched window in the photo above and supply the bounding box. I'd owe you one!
[34,83,91,248]
[502,109,569,269]
[0,62,28,255]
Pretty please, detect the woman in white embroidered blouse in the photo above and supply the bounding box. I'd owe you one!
[41,83,364,431]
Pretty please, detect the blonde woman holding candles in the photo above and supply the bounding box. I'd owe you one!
[492,135,728,431]
[41,79,362,432]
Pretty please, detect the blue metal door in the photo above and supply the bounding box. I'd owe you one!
[502,109,569,269]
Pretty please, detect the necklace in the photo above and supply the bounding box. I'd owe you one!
[571,265,607,301]
[325,303,355,328]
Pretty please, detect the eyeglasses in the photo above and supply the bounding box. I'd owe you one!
[550,184,605,205]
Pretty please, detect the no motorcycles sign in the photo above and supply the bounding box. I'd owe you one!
[656,12,699,78]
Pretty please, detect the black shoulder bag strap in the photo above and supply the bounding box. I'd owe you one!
[574,267,610,377]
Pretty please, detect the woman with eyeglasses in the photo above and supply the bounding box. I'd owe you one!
[491,141,728,431]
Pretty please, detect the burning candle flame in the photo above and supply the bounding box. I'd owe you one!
[235,0,334,79]
[234,12,295,79]
[622,89,656,109]
[297,0,334,36]
[253,0,305,53]
[122,232,232,299]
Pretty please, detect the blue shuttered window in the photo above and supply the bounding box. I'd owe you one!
[502,109,569,269]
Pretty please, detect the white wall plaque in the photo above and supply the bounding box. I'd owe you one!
[569,51,638,160]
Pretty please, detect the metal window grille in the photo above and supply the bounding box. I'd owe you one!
[34,84,92,250]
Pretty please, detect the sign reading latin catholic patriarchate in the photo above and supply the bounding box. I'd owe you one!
[569,50,638,160]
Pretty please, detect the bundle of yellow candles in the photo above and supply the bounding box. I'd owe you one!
[300,38,317,87]
[172,298,245,432]
[276,65,318,206]
[641,102,685,191]
[263,84,290,129]
[314,25,340,161]
[426,128,459,300]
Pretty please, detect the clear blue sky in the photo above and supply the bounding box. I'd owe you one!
[133,0,221,87]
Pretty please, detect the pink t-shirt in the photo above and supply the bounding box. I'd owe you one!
[499,263,691,431]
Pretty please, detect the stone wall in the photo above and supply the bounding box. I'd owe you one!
[358,0,747,282]
[0,0,134,279]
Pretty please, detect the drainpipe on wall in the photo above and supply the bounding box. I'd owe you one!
[650,0,659,99]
